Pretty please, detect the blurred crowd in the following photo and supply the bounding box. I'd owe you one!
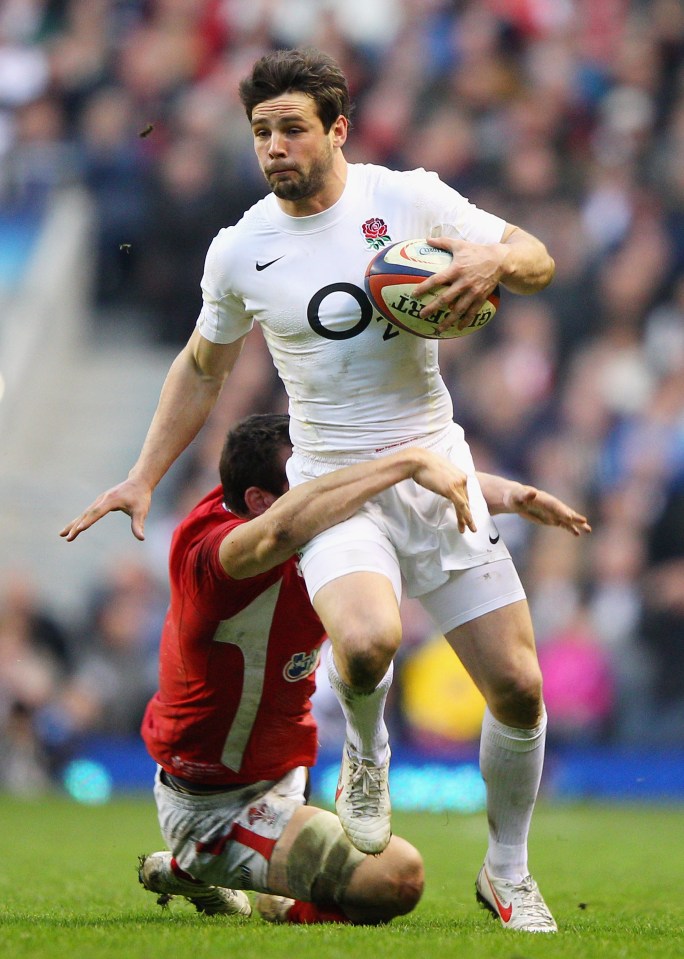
[2,0,684,794]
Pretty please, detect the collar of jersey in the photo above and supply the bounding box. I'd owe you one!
[265,163,357,234]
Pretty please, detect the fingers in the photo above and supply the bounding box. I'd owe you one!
[453,488,476,534]
[411,273,443,300]
[59,502,111,541]
[546,502,591,535]
[413,272,484,331]
[411,237,453,299]
[130,514,146,541]
[563,512,592,536]
[414,287,487,335]
[59,507,99,541]
[445,470,475,534]
[60,523,81,542]
[436,299,479,334]
[415,461,476,534]
[521,490,592,535]
[462,510,477,534]
[61,507,146,542]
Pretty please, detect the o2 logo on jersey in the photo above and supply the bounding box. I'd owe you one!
[307,283,373,341]
[283,648,321,682]
[307,283,400,342]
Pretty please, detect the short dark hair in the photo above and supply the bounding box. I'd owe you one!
[219,413,291,515]
[239,47,351,132]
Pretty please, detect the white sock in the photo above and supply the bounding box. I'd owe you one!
[326,650,393,765]
[479,705,547,882]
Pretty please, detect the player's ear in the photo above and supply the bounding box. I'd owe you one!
[331,114,347,148]
[244,486,278,517]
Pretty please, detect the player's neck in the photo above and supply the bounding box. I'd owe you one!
[276,154,348,218]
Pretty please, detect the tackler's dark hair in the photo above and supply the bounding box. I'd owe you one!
[220,413,291,514]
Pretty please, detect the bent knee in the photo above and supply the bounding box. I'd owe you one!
[340,839,424,924]
[386,846,424,917]
[489,666,544,728]
[335,626,401,691]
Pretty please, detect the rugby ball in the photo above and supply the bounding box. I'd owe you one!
[364,238,500,340]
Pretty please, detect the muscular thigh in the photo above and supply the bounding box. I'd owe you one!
[314,571,402,688]
[299,515,403,682]
[445,599,537,693]
[419,560,542,722]
[445,600,543,727]
[313,570,401,645]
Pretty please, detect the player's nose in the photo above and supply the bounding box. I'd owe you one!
[268,133,287,157]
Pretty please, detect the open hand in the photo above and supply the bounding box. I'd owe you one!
[503,485,591,536]
[412,451,476,534]
[59,477,152,542]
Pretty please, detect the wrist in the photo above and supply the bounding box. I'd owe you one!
[402,447,429,479]
[126,467,155,492]
[500,484,522,513]
[497,243,515,285]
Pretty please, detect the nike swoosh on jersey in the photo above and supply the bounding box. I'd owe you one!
[255,256,285,271]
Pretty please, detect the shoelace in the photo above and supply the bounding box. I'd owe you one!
[347,760,386,818]
[511,877,555,926]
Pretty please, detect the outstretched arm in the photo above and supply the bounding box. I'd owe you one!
[477,472,591,537]
[60,329,245,542]
[222,447,475,578]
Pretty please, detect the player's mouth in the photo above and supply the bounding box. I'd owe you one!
[267,165,298,178]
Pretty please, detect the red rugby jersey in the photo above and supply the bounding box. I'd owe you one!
[141,486,324,784]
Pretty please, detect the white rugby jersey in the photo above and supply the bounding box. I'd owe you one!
[198,162,505,456]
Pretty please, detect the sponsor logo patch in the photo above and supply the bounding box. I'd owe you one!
[283,648,321,682]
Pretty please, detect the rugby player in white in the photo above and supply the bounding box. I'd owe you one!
[62,48,583,933]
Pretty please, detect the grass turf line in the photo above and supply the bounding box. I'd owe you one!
[1,795,682,959]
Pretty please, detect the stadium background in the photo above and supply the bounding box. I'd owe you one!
[1,0,683,807]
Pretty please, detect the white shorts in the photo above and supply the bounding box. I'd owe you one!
[287,423,514,604]
[153,766,306,892]
[419,557,526,634]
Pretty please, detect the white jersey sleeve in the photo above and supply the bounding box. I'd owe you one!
[197,226,255,344]
[401,167,506,244]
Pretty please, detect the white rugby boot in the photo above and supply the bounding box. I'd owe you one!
[476,864,557,932]
[254,894,295,922]
[138,852,252,917]
[335,745,391,854]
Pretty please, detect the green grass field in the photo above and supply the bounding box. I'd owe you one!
[1,793,682,958]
